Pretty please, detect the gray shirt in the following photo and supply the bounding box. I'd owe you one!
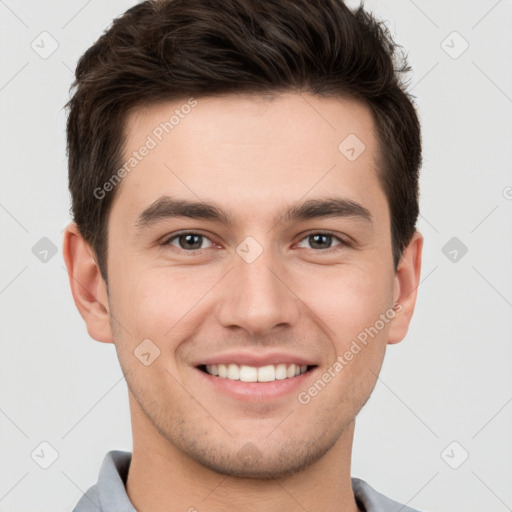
[72,451,422,512]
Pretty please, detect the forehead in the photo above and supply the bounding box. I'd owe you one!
[113,93,386,224]
[124,92,377,159]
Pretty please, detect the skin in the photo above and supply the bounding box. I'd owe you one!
[64,92,422,512]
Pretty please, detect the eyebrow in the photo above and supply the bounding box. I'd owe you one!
[135,195,372,230]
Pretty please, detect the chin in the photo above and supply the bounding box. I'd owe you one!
[175,434,339,480]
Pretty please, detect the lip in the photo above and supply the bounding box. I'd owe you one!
[194,351,317,368]
[194,364,318,402]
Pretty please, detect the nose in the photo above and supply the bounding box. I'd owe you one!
[215,244,301,337]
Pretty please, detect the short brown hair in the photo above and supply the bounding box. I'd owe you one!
[65,0,421,279]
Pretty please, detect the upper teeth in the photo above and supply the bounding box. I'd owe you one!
[205,363,308,382]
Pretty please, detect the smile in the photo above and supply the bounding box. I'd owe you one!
[200,363,311,382]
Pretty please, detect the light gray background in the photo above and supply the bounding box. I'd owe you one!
[1,1,511,511]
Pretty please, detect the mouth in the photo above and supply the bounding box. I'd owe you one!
[192,352,319,402]
[197,363,315,382]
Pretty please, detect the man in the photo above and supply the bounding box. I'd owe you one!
[63,0,423,510]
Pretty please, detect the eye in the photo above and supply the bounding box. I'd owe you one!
[164,232,213,251]
[296,233,344,250]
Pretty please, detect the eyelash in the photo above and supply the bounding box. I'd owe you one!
[161,231,349,254]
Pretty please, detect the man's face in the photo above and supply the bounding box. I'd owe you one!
[105,93,402,477]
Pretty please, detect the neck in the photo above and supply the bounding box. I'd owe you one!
[126,397,361,512]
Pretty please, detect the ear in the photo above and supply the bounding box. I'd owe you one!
[387,231,423,345]
[62,223,113,343]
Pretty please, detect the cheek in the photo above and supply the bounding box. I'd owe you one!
[297,263,394,340]
[303,267,393,403]
[107,271,191,383]
[108,265,218,342]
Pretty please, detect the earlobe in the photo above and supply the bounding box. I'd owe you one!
[62,223,114,343]
[387,231,423,345]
